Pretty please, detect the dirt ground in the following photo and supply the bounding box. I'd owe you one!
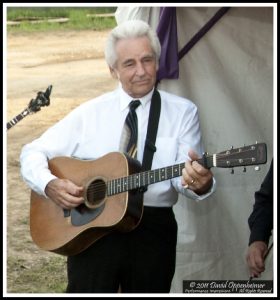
[6,29,118,293]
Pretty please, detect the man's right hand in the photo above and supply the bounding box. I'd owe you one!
[246,241,268,278]
[45,178,84,209]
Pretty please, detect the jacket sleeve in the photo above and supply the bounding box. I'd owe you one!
[248,159,273,245]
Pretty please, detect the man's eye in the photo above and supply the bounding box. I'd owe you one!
[143,57,154,63]
[124,62,134,67]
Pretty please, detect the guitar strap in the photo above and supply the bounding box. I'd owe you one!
[141,88,161,172]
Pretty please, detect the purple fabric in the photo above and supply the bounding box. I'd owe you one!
[156,7,179,81]
[155,7,230,83]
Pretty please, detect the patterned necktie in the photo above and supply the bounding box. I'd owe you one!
[120,100,141,158]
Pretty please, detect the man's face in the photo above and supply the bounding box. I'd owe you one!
[111,36,158,99]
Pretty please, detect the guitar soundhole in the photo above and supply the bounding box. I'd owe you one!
[85,178,106,209]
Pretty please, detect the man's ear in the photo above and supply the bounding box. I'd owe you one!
[156,61,159,72]
[109,67,119,79]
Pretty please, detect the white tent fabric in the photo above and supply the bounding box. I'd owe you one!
[115,6,274,293]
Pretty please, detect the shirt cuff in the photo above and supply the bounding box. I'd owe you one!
[34,171,58,198]
[181,177,216,201]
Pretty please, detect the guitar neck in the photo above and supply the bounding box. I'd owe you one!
[106,142,267,196]
[7,108,30,130]
[106,156,211,196]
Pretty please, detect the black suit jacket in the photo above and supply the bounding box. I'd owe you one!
[248,159,273,245]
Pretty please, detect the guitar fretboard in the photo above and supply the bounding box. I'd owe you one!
[106,156,211,196]
[94,142,266,197]
[7,109,30,130]
[107,163,185,196]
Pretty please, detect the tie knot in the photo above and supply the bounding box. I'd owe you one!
[129,100,141,111]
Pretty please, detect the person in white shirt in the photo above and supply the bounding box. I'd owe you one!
[20,19,215,293]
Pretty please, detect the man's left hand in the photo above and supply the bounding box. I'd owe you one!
[181,149,213,195]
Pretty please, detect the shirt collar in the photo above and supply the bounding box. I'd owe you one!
[119,86,154,111]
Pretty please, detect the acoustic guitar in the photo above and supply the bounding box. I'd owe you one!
[30,142,267,256]
[7,85,52,130]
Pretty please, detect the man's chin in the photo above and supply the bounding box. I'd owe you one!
[132,84,154,96]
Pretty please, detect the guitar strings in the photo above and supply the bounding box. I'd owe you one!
[85,161,244,196]
[85,149,259,198]
[85,163,185,197]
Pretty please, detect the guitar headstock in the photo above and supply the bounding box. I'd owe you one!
[199,143,267,169]
[28,85,52,113]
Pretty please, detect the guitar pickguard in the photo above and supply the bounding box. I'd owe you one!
[70,203,105,226]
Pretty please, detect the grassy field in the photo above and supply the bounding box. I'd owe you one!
[7,254,68,293]
[7,7,117,32]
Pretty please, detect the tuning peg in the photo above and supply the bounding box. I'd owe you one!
[255,166,261,171]
[231,168,234,174]
[243,167,246,172]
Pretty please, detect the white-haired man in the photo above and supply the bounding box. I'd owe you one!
[20,20,215,293]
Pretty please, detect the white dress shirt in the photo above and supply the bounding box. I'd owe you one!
[20,87,216,207]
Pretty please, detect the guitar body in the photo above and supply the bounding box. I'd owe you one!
[30,152,143,256]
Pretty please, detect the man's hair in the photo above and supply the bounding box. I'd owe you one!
[104,19,161,68]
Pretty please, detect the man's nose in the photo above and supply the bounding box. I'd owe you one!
[135,62,146,76]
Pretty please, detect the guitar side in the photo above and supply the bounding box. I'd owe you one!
[30,152,143,256]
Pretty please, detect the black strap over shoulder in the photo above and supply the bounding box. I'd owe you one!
[142,89,161,172]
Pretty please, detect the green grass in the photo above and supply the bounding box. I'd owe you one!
[7,7,117,32]
[7,255,68,293]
